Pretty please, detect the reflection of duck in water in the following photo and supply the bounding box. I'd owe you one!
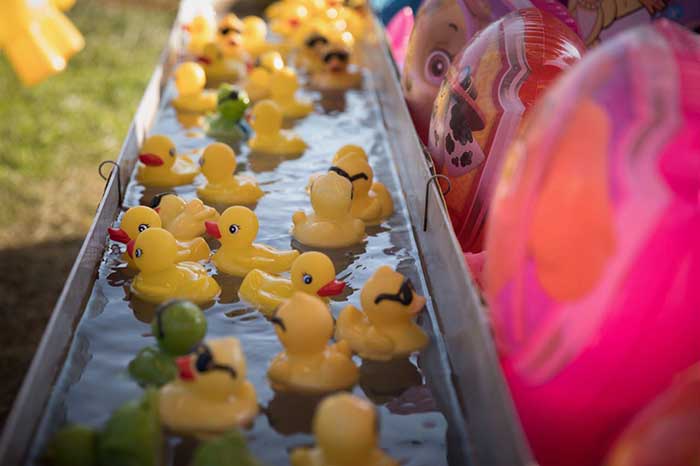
[359,358,422,404]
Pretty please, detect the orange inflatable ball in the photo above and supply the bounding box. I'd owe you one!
[427,8,584,253]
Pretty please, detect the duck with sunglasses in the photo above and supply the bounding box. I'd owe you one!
[336,266,428,361]
[310,31,363,91]
[159,337,259,434]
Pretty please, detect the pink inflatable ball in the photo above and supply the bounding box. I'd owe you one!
[401,0,532,144]
[386,7,414,70]
[605,364,700,466]
[484,20,700,466]
[428,8,584,253]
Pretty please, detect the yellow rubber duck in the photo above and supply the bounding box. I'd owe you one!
[196,142,263,206]
[290,393,399,466]
[291,21,333,74]
[136,135,200,187]
[336,266,428,361]
[331,149,393,225]
[242,16,270,58]
[270,67,313,119]
[160,337,258,433]
[249,100,307,156]
[269,4,309,39]
[197,42,246,84]
[239,251,345,316]
[150,193,219,242]
[268,292,359,393]
[108,205,210,268]
[206,206,300,277]
[171,62,217,114]
[128,228,221,304]
[244,51,285,102]
[216,14,250,61]
[311,31,362,91]
[0,0,84,87]
[184,15,215,55]
[292,172,366,248]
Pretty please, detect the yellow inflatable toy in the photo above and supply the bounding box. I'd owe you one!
[311,31,362,90]
[197,42,247,85]
[206,206,299,277]
[239,251,345,316]
[108,205,210,268]
[290,393,399,466]
[160,338,259,433]
[249,100,307,156]
[269,4,309,39]
[150,193,219,242]
[244,51,285,102]
[0,0,84,87]
[197,142,264,206]
[268,292,359,393]
[136,135,200,187]
[336,266,428,360]
[242,16,270,58]
[291,20,334,74]
[331,149,393,225]
[171,62,217,114]
[183,15,214,55]
[292,172,366,248]
[128,228,220,304]
[270,67,313,119]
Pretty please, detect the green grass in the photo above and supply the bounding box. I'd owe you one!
[0,0,176,245]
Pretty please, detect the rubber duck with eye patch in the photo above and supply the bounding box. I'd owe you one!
[196,142,263,206]
[290,393,399,466]
[268,292,359,393]
[331,149,393,225]
[205,85,251,143]
[128,228,220,304]
[310,31,362,91]
[244,51,285,102]
[248,100,307,156]
[171,62,217,114]
[150,193,219,242]
[239,251,345,316]
[336,266,428,361]
[159,337,259,433]
[215,14,250,62]
[136,135,200,187]
[108,205,210,268]
[292,171,366,248]
[206,206,299,277]
[270,66,313,119]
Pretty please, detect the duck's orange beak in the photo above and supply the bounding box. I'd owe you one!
[176,355,195,381]
[126,239,136,259]
[196,55,212,65]
[205,220,222,239]
[317,280,346,297]
[139,153,164,166]
[108,227,131,244]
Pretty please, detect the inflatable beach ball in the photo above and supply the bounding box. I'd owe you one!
[484,20,700,466]
[428,8,584,253]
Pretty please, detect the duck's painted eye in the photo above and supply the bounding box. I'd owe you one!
[303,273,313,285]
[135,248,143,258]
[138,223,149,233]
[169,148,176,157]
[229,224,240,234]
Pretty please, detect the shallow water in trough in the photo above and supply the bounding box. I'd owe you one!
[27,51,449,466]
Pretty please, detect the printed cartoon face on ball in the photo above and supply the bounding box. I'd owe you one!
[427,9,585,253]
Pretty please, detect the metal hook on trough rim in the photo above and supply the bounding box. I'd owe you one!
[423,174,451,232]
[98,160,123,206]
